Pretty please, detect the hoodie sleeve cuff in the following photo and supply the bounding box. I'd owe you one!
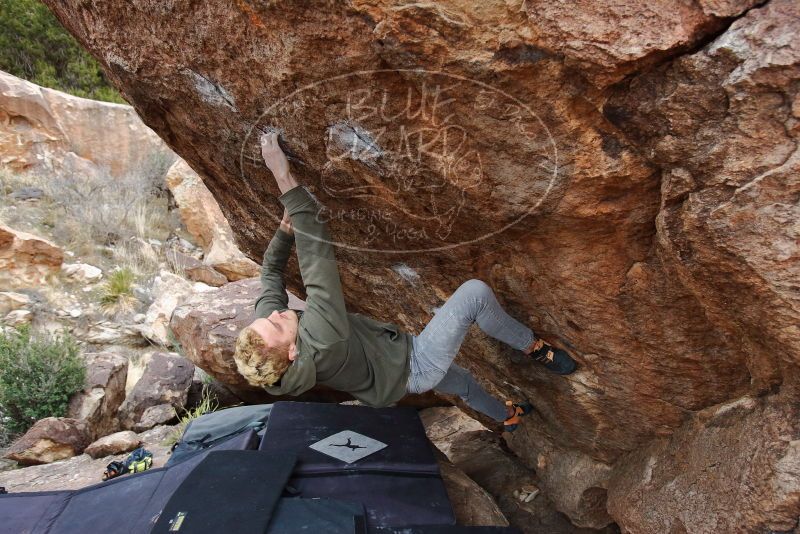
[275,227,295,243]
[279,185,316,215]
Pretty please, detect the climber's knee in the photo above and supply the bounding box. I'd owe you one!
[456,278,492,300]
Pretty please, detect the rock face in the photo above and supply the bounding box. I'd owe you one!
[0,224,63,288]
[61,263,103,283]
[140,270,207,346]
[420,406,488,459]
[165,159,259,281]
[2,308,32,326]
[4,418,90,466]
[422,408,608,533]
[67,352,129,440]
[435,451,509,528]
[166,249,228,287]
[84,430,141,459]
[0,69,171,177]
[450,430,613,534]
[72,320,147,346]
[0,291,30,315]
[43,0,799,529]
[118,352,194,432]
[607,393,800,533]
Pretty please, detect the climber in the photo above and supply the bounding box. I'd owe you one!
[233,132,577,432]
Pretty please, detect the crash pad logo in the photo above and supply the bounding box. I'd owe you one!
[309,430,387,464]
[241,69,558,254]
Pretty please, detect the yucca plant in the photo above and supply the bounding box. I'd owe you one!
[100,267,137,312]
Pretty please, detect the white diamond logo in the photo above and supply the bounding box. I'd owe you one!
[309,430,387,464]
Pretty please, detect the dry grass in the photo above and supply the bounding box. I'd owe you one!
[163,384,220,447]
[0,150,181,278]
[47,151,177,247]
[108,238,163,279]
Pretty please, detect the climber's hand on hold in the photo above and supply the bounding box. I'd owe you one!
[260,131,298,194]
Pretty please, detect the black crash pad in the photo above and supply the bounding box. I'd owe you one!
[260,402,439,475]
[266,498,366,534]
[151,450,296,534]
[260,402,455,529]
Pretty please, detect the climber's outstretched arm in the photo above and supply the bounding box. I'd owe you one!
[253,209,294,318]
[260,133,350,344]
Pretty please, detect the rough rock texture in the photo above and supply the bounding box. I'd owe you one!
[521,0,762,87]
[0,291,30,315]
[166,249,228,286]
[0,425,175,491]
[0,224,63,289]
[420,406,488,459]
[165,159,259,281]
[3,308,32,326]
[509,426,614,529]
[71,320,147,346]
[140,270,210,345]
[435,449,510,527]
[83,430,141,459]
[117,352,194,431]
[450,430,615,534]
[67,352,129,440]
[422,407,599,532]
[43,0,799,529]
[607,393,800,533]
[603,0,800,397]
[0,69,171,176]
[61,262,103,283]
[132,404,177,433]
[4,418,90,466]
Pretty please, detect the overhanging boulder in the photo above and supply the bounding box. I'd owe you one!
[42,0,800,529]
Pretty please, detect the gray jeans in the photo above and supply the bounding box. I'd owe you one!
[406,279,535,422]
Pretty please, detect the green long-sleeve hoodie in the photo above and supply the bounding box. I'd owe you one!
[253,185,412,407]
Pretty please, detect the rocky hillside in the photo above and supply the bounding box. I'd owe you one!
[37,1,799,532]
[0,72,255,485]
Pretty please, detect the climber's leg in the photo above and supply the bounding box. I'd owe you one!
[434,280,576,375]
[432,364,509,422]
[406,279,537,394]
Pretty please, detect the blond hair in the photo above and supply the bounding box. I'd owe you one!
[233,326,292,387]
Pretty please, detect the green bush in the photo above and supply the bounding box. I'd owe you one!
[0,0,125,103]
[0,325,86,435]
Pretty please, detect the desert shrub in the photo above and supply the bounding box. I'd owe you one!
[48,153,177,246]
[0,326,86,435]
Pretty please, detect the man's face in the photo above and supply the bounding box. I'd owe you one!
[249,310,300,360]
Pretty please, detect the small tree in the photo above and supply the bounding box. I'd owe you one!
[0,325,86,435]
